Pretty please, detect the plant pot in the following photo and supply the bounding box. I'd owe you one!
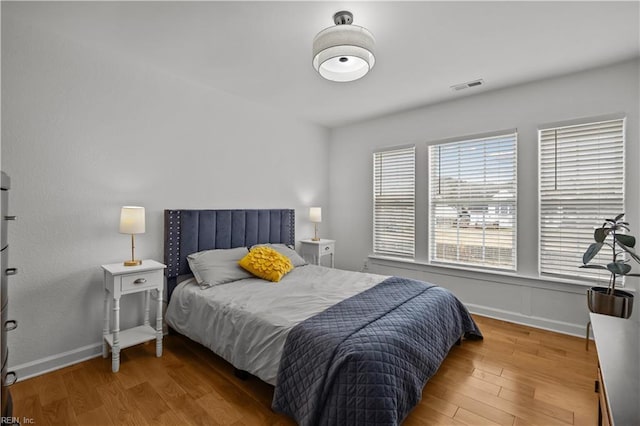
[587,286,634,319]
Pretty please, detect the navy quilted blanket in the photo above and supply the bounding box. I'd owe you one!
[272,276,482,426]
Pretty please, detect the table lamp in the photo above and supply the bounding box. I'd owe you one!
[119,206,145,266]
[310,207,322,241]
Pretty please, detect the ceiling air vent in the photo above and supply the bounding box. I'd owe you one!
[450,79,484,91]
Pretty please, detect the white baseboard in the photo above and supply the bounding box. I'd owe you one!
[466,303,587,338]
[11,329,171,381]
[11,342,104,382]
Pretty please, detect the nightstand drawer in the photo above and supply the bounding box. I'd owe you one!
[299,239,336,267]
[320,243,334,255]
[120,270,162,293]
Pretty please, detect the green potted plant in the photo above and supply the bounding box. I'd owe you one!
[582,213,639,318]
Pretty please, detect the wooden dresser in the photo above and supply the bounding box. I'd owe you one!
[590,313,640,425]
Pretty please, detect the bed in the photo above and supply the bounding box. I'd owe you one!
[164,208,482,425]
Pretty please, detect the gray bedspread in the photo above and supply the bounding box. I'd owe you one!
[272,276,482,425]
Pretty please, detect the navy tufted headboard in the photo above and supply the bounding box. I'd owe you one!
[164,209,295,300]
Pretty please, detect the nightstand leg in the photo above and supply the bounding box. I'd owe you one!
[102,289,110,358]
[143,289,150,327]
[112,297,120,373]
[156,289,163,357]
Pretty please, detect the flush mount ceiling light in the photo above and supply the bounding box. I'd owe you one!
[312,11,375,82]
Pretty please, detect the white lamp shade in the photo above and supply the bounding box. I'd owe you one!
[309,207,322,223]
[312,24,375,82]
[119,206,145,234]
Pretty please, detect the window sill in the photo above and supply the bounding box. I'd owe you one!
[367,254,636,295]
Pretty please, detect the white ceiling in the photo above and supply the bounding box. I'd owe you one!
[5,1,639,128]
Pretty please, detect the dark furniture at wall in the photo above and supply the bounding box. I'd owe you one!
[591,312,640,426]
[1,172,17,423]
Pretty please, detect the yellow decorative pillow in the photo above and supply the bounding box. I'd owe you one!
[238,246,294,282]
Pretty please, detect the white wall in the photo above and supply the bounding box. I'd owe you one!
[1,16,330,378]
[330,59,640,334]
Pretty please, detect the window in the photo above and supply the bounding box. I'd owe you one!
[539,118,625,282]
[429,133,517,270]
[373,146,415,257]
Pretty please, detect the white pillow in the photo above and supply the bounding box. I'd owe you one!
[187,247,252,288]
[251,243,307,267]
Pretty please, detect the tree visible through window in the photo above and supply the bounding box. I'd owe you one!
[429,133,517,270]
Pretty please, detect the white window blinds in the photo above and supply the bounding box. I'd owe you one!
[429,133,517,270]
[373,146,415,257]
[539,118,625,282]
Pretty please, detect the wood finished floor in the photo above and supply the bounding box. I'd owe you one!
[9,315,599,425]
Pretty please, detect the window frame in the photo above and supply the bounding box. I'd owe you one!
[372,145,416,258]
[428,131,518,271]
[538,116,626,283]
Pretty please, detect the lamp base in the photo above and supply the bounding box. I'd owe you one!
[311,237,320,241]
[123,259,142,267]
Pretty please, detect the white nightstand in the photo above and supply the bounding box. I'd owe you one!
[300,239,335,267]
[101,259,166,372]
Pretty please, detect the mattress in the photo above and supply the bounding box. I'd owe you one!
[165,264,388,385]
